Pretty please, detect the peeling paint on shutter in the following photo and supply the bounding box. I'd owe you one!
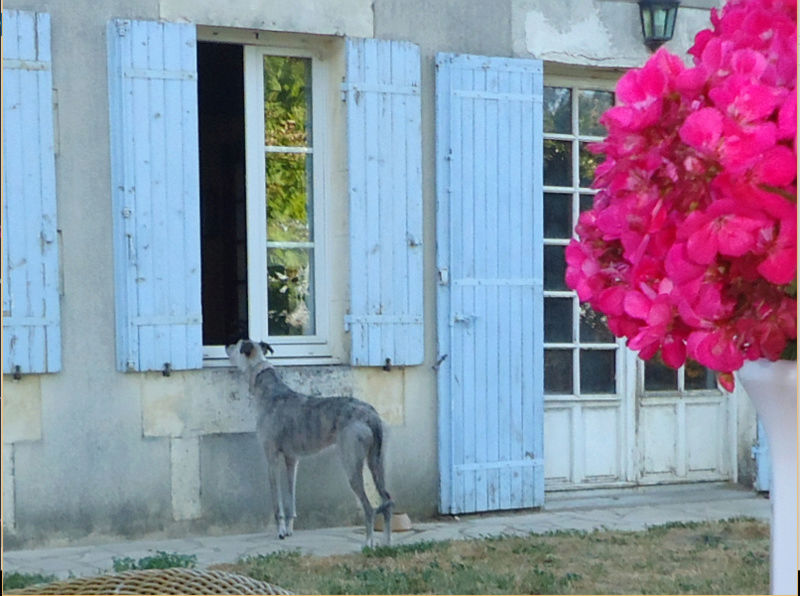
[436,53,544,514]
[2,10,62,375]
[107,19,202,372]
[344,38,423,367]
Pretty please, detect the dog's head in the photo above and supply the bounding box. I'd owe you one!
[225,339,275,372]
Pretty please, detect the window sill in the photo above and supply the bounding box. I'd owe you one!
[203,345,343,367]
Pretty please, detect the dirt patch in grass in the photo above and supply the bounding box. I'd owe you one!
[215,517,769,594]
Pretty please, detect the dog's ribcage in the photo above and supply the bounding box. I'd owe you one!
[253,368,381,456]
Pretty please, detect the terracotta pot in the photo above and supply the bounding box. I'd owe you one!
[738,359,798,595]
[374,512,413,532]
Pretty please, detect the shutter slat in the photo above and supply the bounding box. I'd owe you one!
[108,19,202,372]
[2,10,61,374]
[345,38,423,367]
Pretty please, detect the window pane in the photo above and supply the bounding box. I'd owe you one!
[579,142,601,188]
[645,355,678,391]
[266,153,312,242]
[579,193,594,213]
[543,193,572,239]
[579,303,614,343]
[685,360,718,391]
[264,56,311,147]
[543,245,567,291]
[267,248,315,336]
[544,87,572,134]
[578,90,613,136]
[545,349,573,394]
[544,140,572,187]
[545,298,573,343]
[580,350,616,393]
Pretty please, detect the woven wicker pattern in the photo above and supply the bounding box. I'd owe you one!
[6,567,293,595]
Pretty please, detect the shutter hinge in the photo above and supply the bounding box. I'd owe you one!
[115,20,130,37]
[407,233,422,248]
[438,268,449,285]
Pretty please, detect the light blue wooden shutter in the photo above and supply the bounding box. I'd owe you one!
[107,19,202,372]
[436,53,544,514]
[344,38,424,367]
[2,10,62,375]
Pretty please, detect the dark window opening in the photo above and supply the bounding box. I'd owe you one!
[198,42,247,346]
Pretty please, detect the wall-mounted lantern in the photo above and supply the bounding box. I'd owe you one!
[638,0,680,51]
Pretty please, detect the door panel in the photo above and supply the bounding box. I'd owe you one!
[436,53,544,514]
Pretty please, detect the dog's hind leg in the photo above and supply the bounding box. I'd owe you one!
[367,423,394,545]
[284,455,299,536]
[347,463,375,548]
[338,429,375,547]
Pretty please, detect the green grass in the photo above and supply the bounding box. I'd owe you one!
[2,572,58,591]
[218,517,769,594]
[111,550,197,572]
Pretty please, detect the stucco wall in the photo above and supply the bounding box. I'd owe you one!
[0,0,436,549]
[2,0,756,549]
[513,0,718,68]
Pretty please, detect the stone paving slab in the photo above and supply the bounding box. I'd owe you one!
[3,483,771,580]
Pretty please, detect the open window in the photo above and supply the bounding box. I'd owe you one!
[197,40,329,361]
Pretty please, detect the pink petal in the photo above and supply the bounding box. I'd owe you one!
[665,244,706,284]
[623,291,651,320]
[716,217,759,257]
[647,301,673,327]
[596,286,627,317]
[778,93,796,140]
[661,337,687,369]
[717,372,735,392]
[686,224,718,265]
[753,145,797,187]
[679,108,723,153]
[758,247,797,284]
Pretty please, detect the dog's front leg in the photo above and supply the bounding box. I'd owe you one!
[265,449,288,539]
[284,455,299,536]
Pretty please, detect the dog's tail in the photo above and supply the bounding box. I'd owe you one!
[367,417,394,514]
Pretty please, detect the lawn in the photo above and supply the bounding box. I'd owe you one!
[216,517,769,594]
[3,518,769,595]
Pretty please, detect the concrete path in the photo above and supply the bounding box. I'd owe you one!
[3,483,769,580]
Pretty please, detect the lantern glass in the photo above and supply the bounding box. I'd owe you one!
[638,0,680,50]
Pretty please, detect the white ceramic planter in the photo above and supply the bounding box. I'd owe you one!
[738,359,798,596]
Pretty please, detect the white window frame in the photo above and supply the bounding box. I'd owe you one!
[640,360,723,396]
[201,39,331,363]
[542,75,623,402]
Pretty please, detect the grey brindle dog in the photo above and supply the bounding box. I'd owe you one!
[226,339,394,546]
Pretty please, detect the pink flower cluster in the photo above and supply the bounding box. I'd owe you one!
[565,0,797,391]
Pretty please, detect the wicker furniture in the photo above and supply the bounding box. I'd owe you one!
[6,567,293,595]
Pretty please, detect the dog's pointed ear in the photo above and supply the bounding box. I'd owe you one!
[239,340,254,357]
[260,342,275,355]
